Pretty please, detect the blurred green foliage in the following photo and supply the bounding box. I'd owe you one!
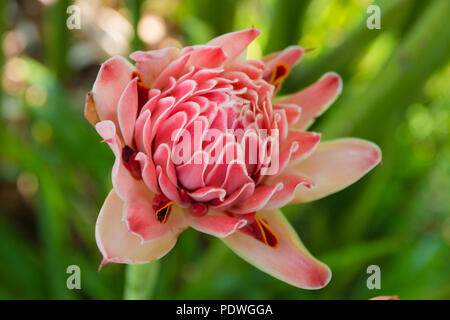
[0,0,449,299]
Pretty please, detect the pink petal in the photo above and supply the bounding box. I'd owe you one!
[292,138,382,203]
[211,182,255,211]
[150,97,176,141]
[129,47,180,87]
[276,72,342,129]
[96,190,179,265]
[220,160,253,194]
[273,103,302,125]
[276,137,299,176]
[230,183,284,214]
[135,152,160,194]
[263,173,313,210]
[189,45,227,68]
[134,110,151,155]
[194,78,218,95]
[281,130,321,166]
[205,141,240,186]
[226,60,264,80]
[222,209,331,289]
[156,166,185,205]
[171,79,197,104]
[207,27,261,60]
[188,186,227,202]
[95,120,137,200]
[263,46,304,79]
[153,143,178,186]
[186,211,247,238]
[124,183,186,242]
[192,67,224,83]
[153,54,191,90]
[92,57,134,127]
[176,151,209,191]
[154,111,188,148]
[117,78,138,147]
[274,109,289,141]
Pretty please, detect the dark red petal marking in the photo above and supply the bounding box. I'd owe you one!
[131,71,150,113]
[269,62,290,86]
[122,146,142,180]
[254,216,279,248]
[232,212,279,248]
[152,194,173,224]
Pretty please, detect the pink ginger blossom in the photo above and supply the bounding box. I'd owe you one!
[85,28,381,289]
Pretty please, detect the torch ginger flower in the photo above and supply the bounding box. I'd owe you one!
[85,28,381,289]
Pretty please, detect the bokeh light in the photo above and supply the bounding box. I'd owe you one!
[138,14,167,45]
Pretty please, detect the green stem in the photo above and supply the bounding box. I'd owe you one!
[123,261,160,300]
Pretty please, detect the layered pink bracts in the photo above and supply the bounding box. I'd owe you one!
[85,28,381,289]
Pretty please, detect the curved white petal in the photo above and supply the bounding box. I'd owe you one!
[96,190,179,265]
[291,138,382,203]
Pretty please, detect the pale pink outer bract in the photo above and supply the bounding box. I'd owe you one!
[85,28,382,290]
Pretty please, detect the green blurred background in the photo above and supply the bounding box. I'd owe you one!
[0,0,449,300]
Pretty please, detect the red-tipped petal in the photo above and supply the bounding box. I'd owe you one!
[292,138,382,203]
[95,190,179,265]
[222,210,331,289]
